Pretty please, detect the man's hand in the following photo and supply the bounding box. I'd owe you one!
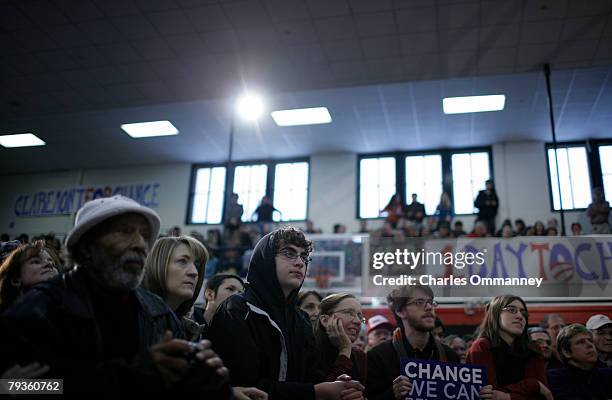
[1,362,49,379]
[233,386,268,400]
[314,379,365,400]
[392,375,412,399]
[150,331,192,387]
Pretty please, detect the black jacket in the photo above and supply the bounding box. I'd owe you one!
[474,190,499,220]
[0,267,184,396]
[547,364,612,400]
[209,232,324,400]
[366,332,459,400]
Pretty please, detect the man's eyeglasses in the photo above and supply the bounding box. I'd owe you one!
[332,308,367,324]
[405,299,438,308]
[502,305,529,319]
[276,248,311,265]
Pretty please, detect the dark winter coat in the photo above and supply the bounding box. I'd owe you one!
[0,266,185,396]
[208,231,325,400]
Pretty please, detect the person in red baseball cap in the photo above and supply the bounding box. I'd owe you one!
[366,315,394,350]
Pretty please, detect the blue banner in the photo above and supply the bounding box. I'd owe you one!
[400,358,486,400]
[14,182,160,217]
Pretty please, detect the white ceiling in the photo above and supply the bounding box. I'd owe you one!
[1,0,612,174]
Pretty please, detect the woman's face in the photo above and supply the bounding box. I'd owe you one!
[327,298,363,343]
[165,243,198,307]
[20,250,57,288]
[499,299,527,338]
[300,294,321,322]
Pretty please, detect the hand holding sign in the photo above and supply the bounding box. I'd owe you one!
[393,375,412,399]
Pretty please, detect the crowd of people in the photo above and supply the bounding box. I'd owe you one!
[0,194,611,398]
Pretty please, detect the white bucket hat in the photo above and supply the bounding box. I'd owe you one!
[66,195,161,251]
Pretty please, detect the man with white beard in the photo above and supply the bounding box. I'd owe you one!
[366,284,459,400]
[0,196,231,397]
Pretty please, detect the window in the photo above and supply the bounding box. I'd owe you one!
[451,152,491,214]
[600,145,612,201]
[405,155,443,215]
[547,146,592,210]
[190,166,226,224]
[188,159,309,224]
[273,162,309,221]
[359,157,396,218]
[233,164,268,222]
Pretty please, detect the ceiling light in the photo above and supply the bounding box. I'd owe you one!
[120,121,179,138]
[236,94,264,121]
[442,95,506,114]
[0,133,46,148]
[271,107,332,126]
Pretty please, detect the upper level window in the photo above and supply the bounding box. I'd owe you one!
[547,146,592,210]
[451,152,491,214]
[233,164,268,222]
[599,145,612,202]
[189,166,226,224]
[359,157,396,219]
[405,155,443,215]
[273,162,309,221]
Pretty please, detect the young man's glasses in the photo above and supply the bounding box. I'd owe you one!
[405,299,438,308]
[276,248,311,265]
[502,305,529,319]
[332,308,366,324]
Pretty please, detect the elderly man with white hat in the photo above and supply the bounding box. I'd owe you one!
[0,196,232,397]
[586,314,612,368]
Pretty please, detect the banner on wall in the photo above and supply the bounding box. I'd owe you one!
[364,236,612,298]
[14,182,160,217]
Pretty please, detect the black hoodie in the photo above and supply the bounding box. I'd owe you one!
[209,231,325,400]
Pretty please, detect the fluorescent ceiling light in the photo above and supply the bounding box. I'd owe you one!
[442,95,506,114]
[271,107,332,126]
[236,93,264,121]
[121,120,179,138]
[0,133,46,148]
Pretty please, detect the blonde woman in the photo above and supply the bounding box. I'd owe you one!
[143,236,267,400]
[143,236,208,340]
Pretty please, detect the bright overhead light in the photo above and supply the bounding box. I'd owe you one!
[0,133,46,148]
[271,107,332,126]
[236,93,264,121]
[442,94,506,114]
[120,120,179,138]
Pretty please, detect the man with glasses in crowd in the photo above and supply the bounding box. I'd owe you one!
[366,284,459,400]
[587,314,612,368]
[209,226,365,400]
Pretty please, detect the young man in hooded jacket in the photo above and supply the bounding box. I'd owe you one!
[209,226,364,400]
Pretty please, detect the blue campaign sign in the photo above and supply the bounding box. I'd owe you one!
[400,358,487,400]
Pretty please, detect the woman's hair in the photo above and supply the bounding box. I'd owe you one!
[142,235,208,317]
[298,290,322,307]
[0,240,60,311]
[313,293,358,371]
[478,294,531,353]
